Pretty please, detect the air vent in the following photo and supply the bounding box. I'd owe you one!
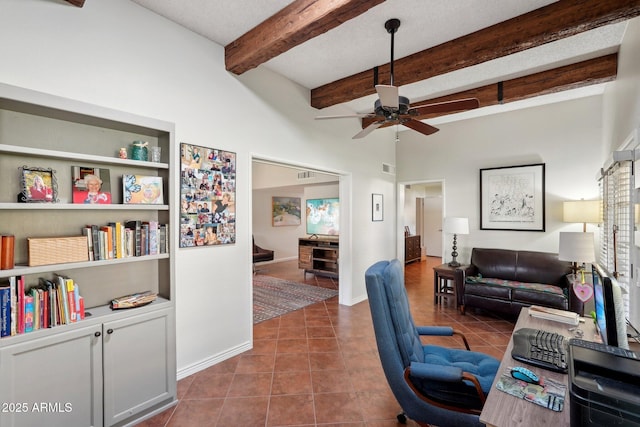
[382,163,396,175]
[298,171,315,179]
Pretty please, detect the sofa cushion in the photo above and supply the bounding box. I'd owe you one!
[511,287,568,309]
[466,277,565,296]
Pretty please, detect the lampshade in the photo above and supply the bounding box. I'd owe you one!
[563,200,601,224]
[444,217,469,235]
[558,232,595,263]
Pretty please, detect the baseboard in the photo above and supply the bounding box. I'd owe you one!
[177,340,252,380]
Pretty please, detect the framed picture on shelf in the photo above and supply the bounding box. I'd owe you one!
[480,163,545,231]
[272,197,301,227]
[72,166,112,204]
[123,174,164,205]
[18,166,57,203]
[179,142,236,247]
[372,193,383,221]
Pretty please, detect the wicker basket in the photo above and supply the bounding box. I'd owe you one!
[28,236,89,266]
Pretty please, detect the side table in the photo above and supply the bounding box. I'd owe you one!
[433,263,467,307]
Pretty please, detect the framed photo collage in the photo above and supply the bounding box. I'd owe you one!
[179,143,236,247]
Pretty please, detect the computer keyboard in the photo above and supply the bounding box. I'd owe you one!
[569,338,639,360]
[511,327,568,373]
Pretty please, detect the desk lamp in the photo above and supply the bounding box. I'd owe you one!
[444,217,468,267]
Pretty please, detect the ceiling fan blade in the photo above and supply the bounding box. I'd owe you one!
[402,119,439,136]
[353,122,383,139]
[375,85,399,109]
[315,113,375,120]
[409,98,480,116]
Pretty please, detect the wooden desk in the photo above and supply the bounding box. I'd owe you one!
[480,307,597,427]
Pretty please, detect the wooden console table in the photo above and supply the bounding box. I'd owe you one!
[480,307,597,427]
[298,237,339,278]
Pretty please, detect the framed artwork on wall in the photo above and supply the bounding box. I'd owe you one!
[372,193,383,222]
[179,143,236,247]
[480,163,545,231]
[272,197,301,226]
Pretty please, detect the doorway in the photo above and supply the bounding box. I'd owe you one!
[250,156,351,306]
[401,181,444,260]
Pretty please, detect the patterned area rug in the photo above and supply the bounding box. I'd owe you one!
[253,275,338,324]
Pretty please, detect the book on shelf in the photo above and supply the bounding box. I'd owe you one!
[82,227,94,261]
[24,295,34,333]
[0,282,10,337]
[124,220,142,257]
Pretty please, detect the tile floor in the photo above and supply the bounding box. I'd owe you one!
[140,257,516,427]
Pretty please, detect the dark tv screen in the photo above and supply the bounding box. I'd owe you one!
[306,198,339,236]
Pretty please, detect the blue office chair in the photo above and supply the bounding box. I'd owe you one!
[365,259,500,426]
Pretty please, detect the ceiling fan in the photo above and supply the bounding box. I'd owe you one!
[316,18,480,139]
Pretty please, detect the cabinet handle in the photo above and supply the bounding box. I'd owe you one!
[107,329,114,334]
[94,332,101,337]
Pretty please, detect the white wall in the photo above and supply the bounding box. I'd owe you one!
[396,95,604,262]
[0,0,397,377]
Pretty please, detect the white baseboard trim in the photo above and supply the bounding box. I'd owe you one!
[177,341,252,380]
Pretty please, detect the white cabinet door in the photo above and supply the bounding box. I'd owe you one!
[102,308,175,427]
[0,325,103,427]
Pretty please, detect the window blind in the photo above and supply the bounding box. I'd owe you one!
[599,159,632,317]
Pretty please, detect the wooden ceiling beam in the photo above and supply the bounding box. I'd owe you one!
[64,0,85,7]
[225,0,385,75]
[362,53,618,129]
[312,0,640,109]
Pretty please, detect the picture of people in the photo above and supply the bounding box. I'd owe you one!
[72,166,112,204]
[180,143,236,247]
[21,168,55,202]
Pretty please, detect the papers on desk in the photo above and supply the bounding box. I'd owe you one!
[496,369,566,412]
[528,305,580,326]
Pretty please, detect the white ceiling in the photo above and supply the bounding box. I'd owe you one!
[130,0,628,120]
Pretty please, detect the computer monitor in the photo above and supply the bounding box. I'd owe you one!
[592,263,628,349]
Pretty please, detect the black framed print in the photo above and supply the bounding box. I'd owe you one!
[480,163,545,231]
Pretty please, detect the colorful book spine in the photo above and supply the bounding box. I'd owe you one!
[17,276,25,334]
[9,276,16,336]
[0,284,10,337]
[24,295,34,333]
[66,278,77,323]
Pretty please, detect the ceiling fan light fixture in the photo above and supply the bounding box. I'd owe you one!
[316,17,480,140]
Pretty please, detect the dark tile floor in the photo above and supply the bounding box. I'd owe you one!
[139,257,515,426]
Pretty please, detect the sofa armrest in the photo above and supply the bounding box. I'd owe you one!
[454,265,476,307]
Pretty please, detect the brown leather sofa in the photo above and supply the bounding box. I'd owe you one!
[453,248,583,316]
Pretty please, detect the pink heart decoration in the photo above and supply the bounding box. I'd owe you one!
[573,282,594,302]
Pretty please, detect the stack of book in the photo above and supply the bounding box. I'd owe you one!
[110,291,157,310]
[0,275,85,338]
[82,220,169,261]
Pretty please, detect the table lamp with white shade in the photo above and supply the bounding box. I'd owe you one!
[563,200,601,232]
[444,217,469,267]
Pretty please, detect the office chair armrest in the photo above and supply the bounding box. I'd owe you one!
[408,361,462,382]
[416,326,454,336]
[416,326,471,351]
[407,363,487,406]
